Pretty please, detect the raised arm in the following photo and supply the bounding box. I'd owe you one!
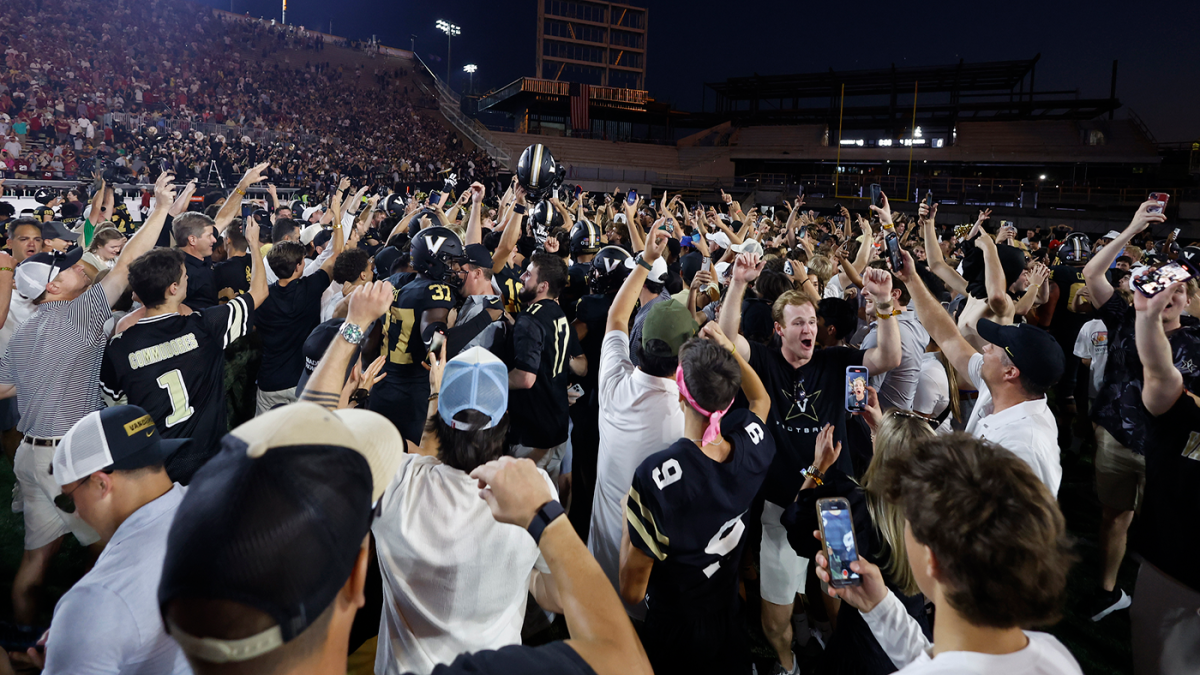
[702,322,770,421]
[492,187,526,274]
[243,218,269,309]
[852,214,874,274]
[974,234,1015,321]
[860,268,902,375]
[893,249,977,375]
[607,229,666,334]
[101,172,175,306]
[214,162,269,234]
[717,253,763,361]
[1085,201,1166,309]
[1135,283,1185,417]
[465,182,485,245]
[471,457,652,675]
[300,282,393,410]
[920,203,967,296]
[1014,262,1050,317]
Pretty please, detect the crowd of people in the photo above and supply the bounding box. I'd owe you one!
[0,131,1194,675]
[0,0,496,189]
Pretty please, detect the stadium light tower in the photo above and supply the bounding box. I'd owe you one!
[435,20,460,84]
[463,64,477,94]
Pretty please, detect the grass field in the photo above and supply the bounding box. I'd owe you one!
[0,437,1138,674]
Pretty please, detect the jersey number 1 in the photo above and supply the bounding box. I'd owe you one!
[157,369,194,427]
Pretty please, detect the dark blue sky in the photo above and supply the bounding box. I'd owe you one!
[205,0,1199,142]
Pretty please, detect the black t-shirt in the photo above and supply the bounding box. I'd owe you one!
[213,255,252,298]
[574,293,615,413]
[1090,294,1200,454]
[1048,265,1090,340]
[430,641,596,675]
[255,270,331,391]
[382,277,459,380]
[509,299,571,448]
[561,261,590,322]
[101,297,254,482]
[184,252,218,310]
[741,298,775,346]
[1135,392,1200,591]
[748,341,863,505]
[626,408,775,612]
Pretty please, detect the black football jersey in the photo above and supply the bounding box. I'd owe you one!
[495,265,524,315]
[509,299,571,448]
[101,297,254,482]
[382,277,458,379]
[213,255,252,298]
[626,408,775,611]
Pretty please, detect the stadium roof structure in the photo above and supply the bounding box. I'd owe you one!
[701,55,1122,133]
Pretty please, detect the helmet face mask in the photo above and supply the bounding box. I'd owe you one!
[1059,232,1092,264]
[570,220,602,256]
[517,144,565,201]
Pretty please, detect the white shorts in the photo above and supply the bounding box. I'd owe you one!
[256,386,298,416]
[14,440,100,550]
[760,500,809,605]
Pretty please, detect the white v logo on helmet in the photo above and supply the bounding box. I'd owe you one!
[425,236,448,254]
[603,258,620,273]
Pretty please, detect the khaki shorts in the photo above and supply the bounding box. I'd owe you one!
[1095,425,1146,513]
[256,386,298,416]
[759,501,809,605]
[14,440,100,550]
[512,441,568,481]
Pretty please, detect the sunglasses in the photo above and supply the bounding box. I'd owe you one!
[54,475,91,514]
[887,409,940,430]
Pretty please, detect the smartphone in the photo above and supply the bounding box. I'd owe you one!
[923,191,933,210]
[1170,227,1181,242]
[783,260,794,276]
[650,199,657,209]
[574,185,582,199]
[870,184,882,209]
[1133,261,1198,297]
[817,497,862,588]
[885,232,904,273]
[701,257,711,273]
[799,225,808,240]
[1148,192,1170,214]
[845,365,869,413]
[568,383,584,396]
[627,190,638,206]
[428,190,441,204]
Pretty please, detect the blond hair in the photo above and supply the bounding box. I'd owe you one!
[861,411,936,596]
[806,254,835,289]
[770,289,817,326]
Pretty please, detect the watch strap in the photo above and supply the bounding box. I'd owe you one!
[527,500,565,545]
[636,256,653,271]
[339,322,365,345]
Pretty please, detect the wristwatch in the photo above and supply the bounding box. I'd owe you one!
[338,322,365,345]
[527,500,565,545]
[636,255,653,271]
[800,465,826,486]
[512,204,527,215]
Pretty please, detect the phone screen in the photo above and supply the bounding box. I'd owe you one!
[701,258,711,273]
[1133,262,1196,297]
[845,366,869,412]
[1148,192,1170,214]
[870,184,882,209]
[627,190,638,206]
[818,498,862,587]
[923,191,933,209]
[885,233,904,273]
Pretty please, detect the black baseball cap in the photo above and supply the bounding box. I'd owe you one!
[462,243,493,269]
[51,405,190,485]
[373,246,402,280]
[977,319,1065,389]
[159,403,405,664]
[295,319,356,397]
[41,221,79,242]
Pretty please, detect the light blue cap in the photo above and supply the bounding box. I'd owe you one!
[438,346,508,430]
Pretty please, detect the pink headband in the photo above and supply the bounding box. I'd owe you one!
[675,364,733,446]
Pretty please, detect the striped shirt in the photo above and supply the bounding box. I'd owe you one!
[0,284,112,437]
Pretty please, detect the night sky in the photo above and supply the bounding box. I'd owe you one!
[201,0,1200,143]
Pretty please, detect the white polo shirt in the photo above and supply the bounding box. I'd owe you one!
[373,454,554,675]
[964,353,1062,495]
[43,484,190,675]
[588,330,684,618]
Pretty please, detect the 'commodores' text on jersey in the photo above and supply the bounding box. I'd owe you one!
[626,408,775,611]
[101,296,253,483]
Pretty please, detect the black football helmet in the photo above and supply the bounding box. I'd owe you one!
[411,226,465,284]
[570,219,602,256]
[587,246,631,294]
[382,193,406,219]
[530,200,563,231]
[516,144,564,201]
[1057,232,1092,265]
[406,208,442,237]
[33,188,53,205]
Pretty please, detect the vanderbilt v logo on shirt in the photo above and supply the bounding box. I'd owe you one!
[1183,432,1200,462]
[783,387,821,423]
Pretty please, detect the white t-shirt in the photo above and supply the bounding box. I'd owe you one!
[913,352,952,434]
[1072,319,1108,400]
[589,330,683,618]
[863,591,1083,675]
[964,353,1062,495]
[0,290,35,356]
[373,454,554,675]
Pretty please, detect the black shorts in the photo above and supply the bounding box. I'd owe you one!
[639,600,750,675]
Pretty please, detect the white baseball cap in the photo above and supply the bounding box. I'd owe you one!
[730,238,764,257]
[624,254,668,284]
[300,223,325,246]
[706,231,731,249]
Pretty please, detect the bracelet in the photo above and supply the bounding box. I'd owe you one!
[876,309,901,321]
[801,465,825,486]
[512,204,527,215]
[0,267,12,273]
[234,188,246,196]
[527,500,565,545]
[428,393,439,402]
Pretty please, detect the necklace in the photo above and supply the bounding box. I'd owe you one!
[688,435,723,447]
